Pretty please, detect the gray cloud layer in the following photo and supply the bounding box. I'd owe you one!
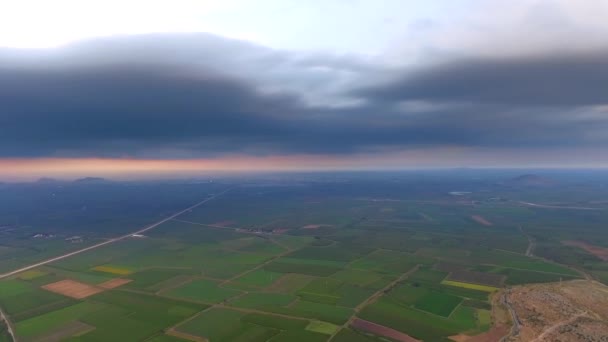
[1,33,607,159]
[358,51,608,106]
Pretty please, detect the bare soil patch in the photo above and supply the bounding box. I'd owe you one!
[451,325,510,342]
[351,318,420,342]
[42,280,103,299]
[471,215,493,226]
[98,278,132,289]
[505,280,608,341]
[562,240,608,261]
[302,224,333,229]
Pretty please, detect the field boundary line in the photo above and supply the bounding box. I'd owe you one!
[329,264,421,341]
[155,276,198,295]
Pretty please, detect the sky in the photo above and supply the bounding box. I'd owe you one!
[1,0,608,179]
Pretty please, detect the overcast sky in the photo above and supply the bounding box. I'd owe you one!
[1,0,608,177]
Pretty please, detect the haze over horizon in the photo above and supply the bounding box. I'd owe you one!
[2,0,608,179]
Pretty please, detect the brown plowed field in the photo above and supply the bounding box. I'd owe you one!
[42,280,103,299]
[351,318,419,342]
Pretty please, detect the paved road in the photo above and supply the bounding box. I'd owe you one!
[519,201,602,210]
[0,188,232,280]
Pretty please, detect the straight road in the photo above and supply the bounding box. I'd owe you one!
[519,201,602,210]
[0,188,232,280]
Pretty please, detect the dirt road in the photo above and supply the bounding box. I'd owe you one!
[0,306,17,342]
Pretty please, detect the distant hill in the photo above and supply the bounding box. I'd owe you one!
[508,174,554,186]
[37,177,59,183]
[74,177,108,183]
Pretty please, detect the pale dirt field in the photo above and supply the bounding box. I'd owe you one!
[471,215,493,226]
[42,279,103,299]
[505,280,608,342]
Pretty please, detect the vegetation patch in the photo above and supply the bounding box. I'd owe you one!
[92,264,135,276]
[265,261,342,276]
[447,269,505,287]
[441,280,499,293]
[414,292,462,317]
[164,279,241,303]
[242,313,308,330]
[266,274,316,293]
[18,269,48,280]
[229,292,296,310]
[305,321,339,335]
[176,308,275,341]
[233,269,283,288]
[125,268,188,290]
[15,302,105,339]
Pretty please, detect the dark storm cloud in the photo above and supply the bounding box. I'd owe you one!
[358,51,608,106]
[1,33,608,158]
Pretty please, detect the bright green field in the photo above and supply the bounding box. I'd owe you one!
[164,279,242,303]
[306,321,339,335]
[414,292,463,317]
[441,280,499,292]
[15,302,105,339]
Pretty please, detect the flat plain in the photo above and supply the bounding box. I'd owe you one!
[0,172,607,341]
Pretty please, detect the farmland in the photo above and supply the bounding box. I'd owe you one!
[1,171,608,340]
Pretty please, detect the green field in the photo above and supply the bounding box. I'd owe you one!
[230,292,296,310]
[305,321,339,335]
[164,279,242,303]
[232,269,283,288]
[414,292,463,317]
[1,174,603,341]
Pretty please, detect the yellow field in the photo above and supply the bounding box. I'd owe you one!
[441,280,499,292]
[92,265,134,275]
[18,269,47,280]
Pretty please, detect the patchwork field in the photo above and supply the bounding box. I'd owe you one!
[2,174,606,341]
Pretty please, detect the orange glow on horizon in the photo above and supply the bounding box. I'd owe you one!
[0,152,421,180]
[2,147,607,181]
